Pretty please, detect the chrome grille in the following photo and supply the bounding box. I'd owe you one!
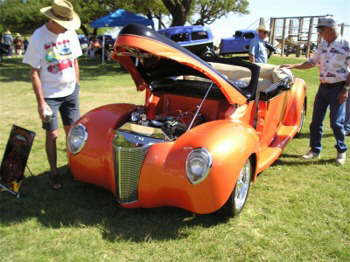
[115,146,148,203]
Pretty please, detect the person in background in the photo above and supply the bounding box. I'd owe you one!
[13,33,23,56]
[0,33,3,62]
[345,93,350,136]
[281,17,349,165]
[23,37,29,53]
[2,30,13,56]
[23,0,82,189]
[249,25,269,63]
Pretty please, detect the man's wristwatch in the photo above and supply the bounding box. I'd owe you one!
[344,84,350,91]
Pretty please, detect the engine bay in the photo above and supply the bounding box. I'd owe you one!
[127,107,205,140]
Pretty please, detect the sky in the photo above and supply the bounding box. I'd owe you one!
[209,0,350,39]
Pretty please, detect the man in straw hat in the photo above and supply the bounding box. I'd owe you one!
[282,17,349,165]
[23,0,82,189]
[249,24,269,63]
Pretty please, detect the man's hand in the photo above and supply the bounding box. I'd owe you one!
[338,89,349,104]
[37,101,50,122]
[281,62,315,70]
[280,64,294,69]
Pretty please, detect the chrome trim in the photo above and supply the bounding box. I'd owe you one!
[185,147,212,185]
[113,128,164,204]
[115,144,149,203]
[67,123,88,155]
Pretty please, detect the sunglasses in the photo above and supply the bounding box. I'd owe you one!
[258,30,269,34]
[317,27,326,33]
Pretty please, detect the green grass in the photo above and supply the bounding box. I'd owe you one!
[0,56,349,261]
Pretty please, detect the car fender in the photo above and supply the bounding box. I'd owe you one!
[68,103,136,194]
[138,119,259,214]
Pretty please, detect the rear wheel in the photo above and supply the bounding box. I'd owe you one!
[219,159,252,217]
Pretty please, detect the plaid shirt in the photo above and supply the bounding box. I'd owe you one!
[308,36,350,84]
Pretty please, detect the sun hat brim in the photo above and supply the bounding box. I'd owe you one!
[40,6,81,31]
[257,26,269,32]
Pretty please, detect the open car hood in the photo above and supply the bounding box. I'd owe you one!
[112,24,248,105]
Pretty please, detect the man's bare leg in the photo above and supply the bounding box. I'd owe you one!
[46,129,61,189]
[64,125,71,137]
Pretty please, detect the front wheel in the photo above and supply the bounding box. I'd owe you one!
[218,159,252,217]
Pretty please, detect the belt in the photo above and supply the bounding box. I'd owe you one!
[320,81,346,88]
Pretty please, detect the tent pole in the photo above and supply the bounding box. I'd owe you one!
[102,35,105,64]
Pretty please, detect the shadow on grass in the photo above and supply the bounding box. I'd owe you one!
[0,57,126,83]
[275,157,335,166]
[295,132,335,139]
[0,165,227,242]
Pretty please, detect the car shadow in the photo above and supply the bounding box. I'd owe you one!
[295,132,334,139]
[0,165,228,242]
[275,157,335,166]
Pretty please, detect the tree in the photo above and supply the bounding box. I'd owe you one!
[0,0,249,35]
[126,0,168,30]
[0,0,51,35]
[193,0,249,25]
[161,0,194,26]
[160,0,249,27]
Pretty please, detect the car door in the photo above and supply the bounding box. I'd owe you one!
[256,88,290,148]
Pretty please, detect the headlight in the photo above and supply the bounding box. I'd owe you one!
[186,148,212,184]
[67,124,88,154]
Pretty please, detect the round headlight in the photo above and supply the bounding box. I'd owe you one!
[186,148,212,184]
[67,124,88,154]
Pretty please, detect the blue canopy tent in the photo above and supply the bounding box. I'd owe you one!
[90,9,154,28]
[90,9,154,63]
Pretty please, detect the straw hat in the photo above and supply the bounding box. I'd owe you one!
[257,24,269,33]
[5,30,11,34]
[40,0,81,31]
[15,33,21,37]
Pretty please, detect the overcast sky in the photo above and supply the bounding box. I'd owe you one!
[209,0,350,39]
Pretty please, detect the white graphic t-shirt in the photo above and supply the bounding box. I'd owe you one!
[23,25,82,98]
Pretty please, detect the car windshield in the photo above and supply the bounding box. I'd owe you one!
[191,31,208,40]
[243,32,255,39]
[235,31,242,37]
[171,33,190,42]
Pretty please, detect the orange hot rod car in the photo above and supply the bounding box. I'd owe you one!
[67,24,307,217]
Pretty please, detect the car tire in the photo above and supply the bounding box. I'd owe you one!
[218,158,252,217]
[201,49,215,58]
[295,102,306,138]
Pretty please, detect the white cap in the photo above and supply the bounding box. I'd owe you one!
[316,17,336,29]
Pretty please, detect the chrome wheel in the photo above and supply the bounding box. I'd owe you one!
[296,105,306,137]
[233,160,252,211]
[218,158,252,217]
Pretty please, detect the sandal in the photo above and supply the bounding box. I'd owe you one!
[48,174,63,190]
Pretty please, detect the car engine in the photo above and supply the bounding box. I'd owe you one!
[129,107,205,140]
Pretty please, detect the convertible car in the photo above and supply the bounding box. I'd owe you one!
[67,24,306,217]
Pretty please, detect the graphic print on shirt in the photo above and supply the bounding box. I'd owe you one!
[309,38,350,83]
[44,40,74,74]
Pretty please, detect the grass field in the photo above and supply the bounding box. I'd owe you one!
[0,55,349,261]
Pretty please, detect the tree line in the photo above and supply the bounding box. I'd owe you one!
[0,0,249,35]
